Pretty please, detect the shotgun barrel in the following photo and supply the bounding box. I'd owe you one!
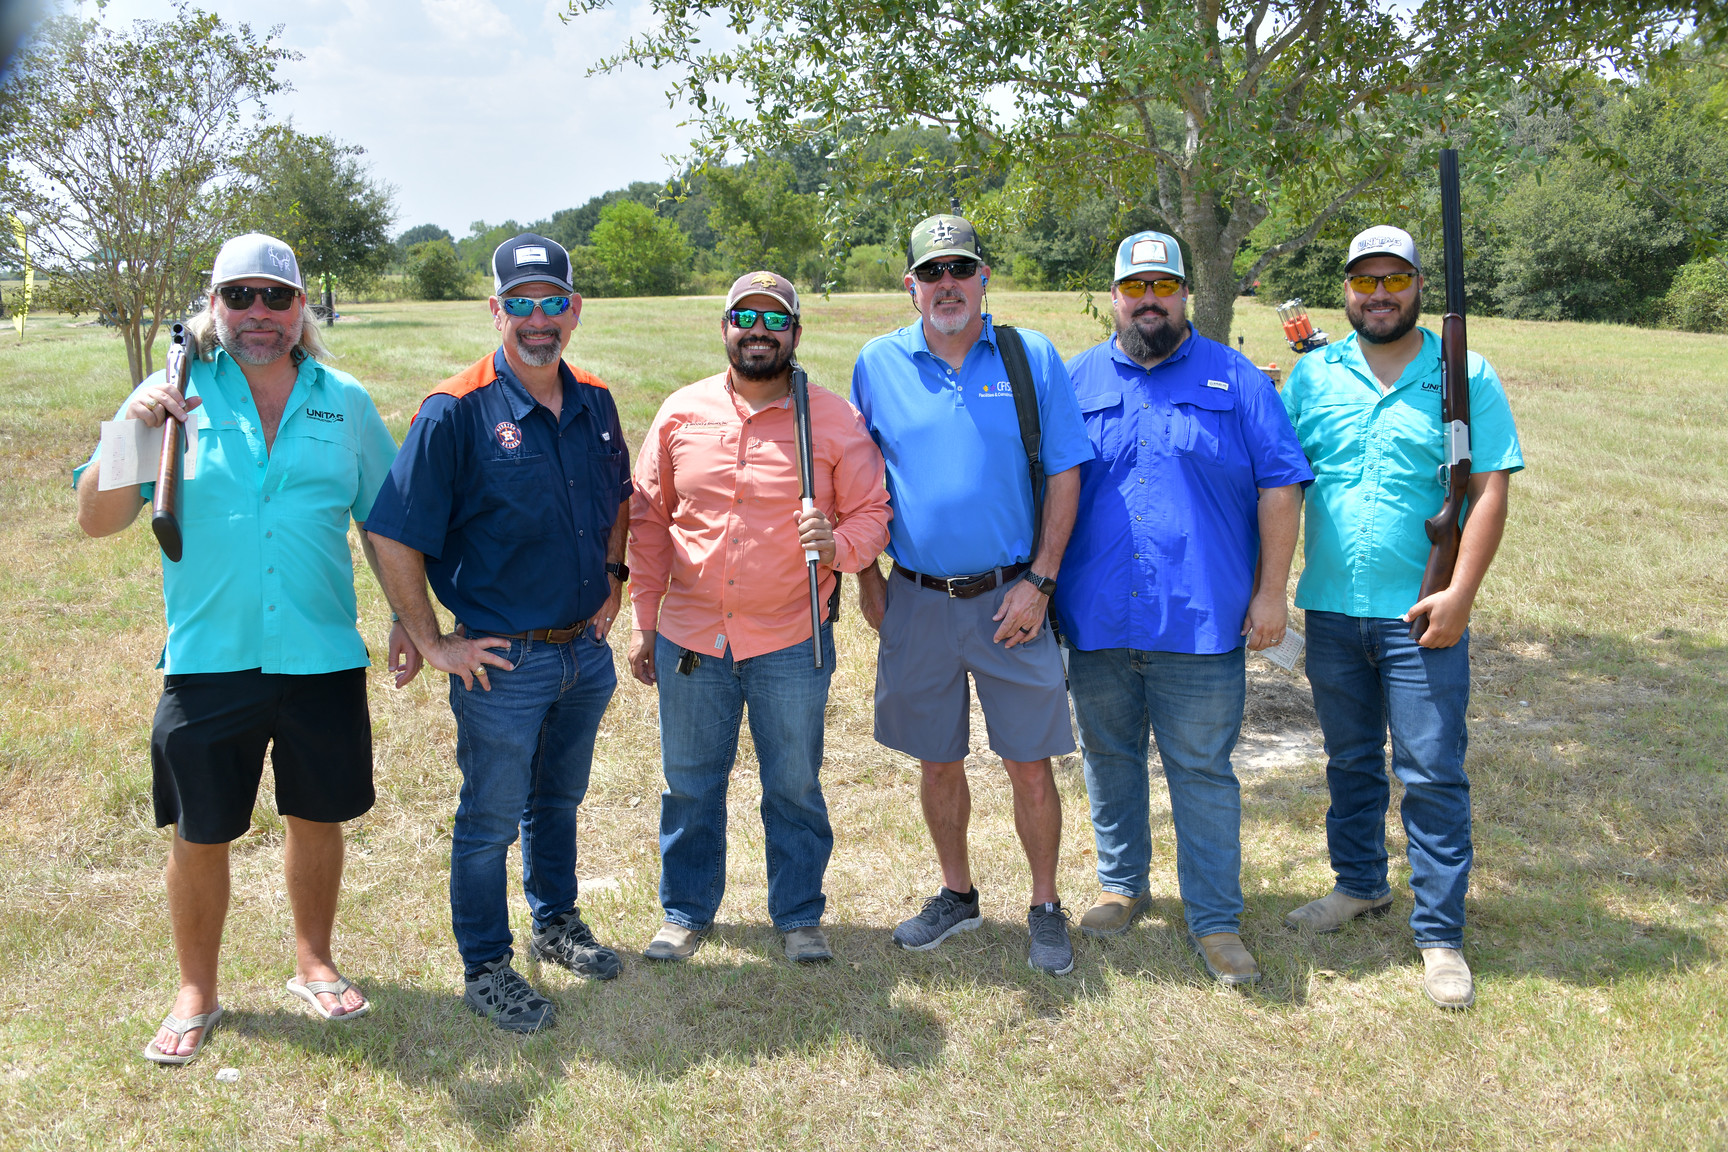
[790,365,823,669]
[150,322,191,563]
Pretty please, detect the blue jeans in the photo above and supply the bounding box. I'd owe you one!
[448,629,616,970]
[655,627,834,932]
[1067,645,1247,937]
[1303,611,1472,948]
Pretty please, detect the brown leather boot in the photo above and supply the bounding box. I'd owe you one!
[1078,891,1151,937]
[1284,888,1393,933]
[1193,932,1261,986]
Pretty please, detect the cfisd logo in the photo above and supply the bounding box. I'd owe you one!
[495,421,523,449]
[305,407,344,423]
[978,380,1014,398]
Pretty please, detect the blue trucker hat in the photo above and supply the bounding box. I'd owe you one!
[1113,231,1185,283]
[493,233,574,295]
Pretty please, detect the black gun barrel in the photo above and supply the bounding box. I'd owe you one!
[1440,149,1466,318]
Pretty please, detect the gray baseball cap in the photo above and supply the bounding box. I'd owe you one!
[210,233,303,290]
[1345,225,1422,272]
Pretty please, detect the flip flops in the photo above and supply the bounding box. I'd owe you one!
[142,1004,224,1065]
[285,974,370,1021]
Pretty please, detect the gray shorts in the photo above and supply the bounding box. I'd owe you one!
[873,569,1076,763]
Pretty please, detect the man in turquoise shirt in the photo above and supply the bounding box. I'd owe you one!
[75,235,402,1063]
[1280,225,1523,1010]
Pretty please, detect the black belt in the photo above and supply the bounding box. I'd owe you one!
[456,620,589,644]
[893,561,1029,600]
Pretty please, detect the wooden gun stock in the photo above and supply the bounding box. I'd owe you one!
[150,323,191,563]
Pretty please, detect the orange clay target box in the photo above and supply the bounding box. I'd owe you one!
[1275,298,1330,354]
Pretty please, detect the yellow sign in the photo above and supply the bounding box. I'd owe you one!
[9,217,30,340]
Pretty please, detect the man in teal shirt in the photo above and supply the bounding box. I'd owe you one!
[1280,225,1523,1010]
[75,234,402,1062]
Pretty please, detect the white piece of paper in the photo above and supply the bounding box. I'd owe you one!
[1256,627,1305,671]
[97,417,195,489]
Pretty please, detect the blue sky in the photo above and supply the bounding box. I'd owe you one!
[89,0,711,238]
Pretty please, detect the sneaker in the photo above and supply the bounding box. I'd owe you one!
[893,887,983,951]
[528,910,621,981]
[463,954,555,1033]
[1027,902,1074,975]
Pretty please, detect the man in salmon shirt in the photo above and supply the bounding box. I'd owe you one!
[627,270,891,964]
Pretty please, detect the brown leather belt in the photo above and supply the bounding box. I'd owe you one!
[456,620,590,644]
[893,561,1029,600]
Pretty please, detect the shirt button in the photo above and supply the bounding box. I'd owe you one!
[1131,591,1138,597]
[726,612,733,618]
[736,498,743,504]
[728,579,734,585]
[1140,440,1147,446]
[268,604,276,611]
[1142,402,1149,408]
[569,480,575,488]
[264,495,271,502]
[266,567,273,574]
[256,461,264,468]
[732,538,739,544]
[1137,477,1145,484]
[579,530,585,536]
[265,530,272,538]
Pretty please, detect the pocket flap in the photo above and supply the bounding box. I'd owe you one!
[1078,391,1122,415]
[1172,385,1236,412]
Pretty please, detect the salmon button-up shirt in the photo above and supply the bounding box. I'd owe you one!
[628,371,891,660]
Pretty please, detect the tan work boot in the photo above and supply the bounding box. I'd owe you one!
[1078,891,1151,937]
[1421,947,1475,1009]
[643,921,707,962]
[1193,932,1262,986]
[1285,888,1394,933]
[782,925,833,963]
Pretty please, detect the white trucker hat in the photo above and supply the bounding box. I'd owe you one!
[1345,225,1422,272]
[210,233,304,290]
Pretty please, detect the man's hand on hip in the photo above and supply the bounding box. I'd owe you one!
[993,576,1050,648]
[424,632,513,691]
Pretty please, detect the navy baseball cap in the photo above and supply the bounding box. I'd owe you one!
[493,233,574,296]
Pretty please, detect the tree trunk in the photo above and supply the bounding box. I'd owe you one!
[123,319,145,387]
[1181,187,1240,345]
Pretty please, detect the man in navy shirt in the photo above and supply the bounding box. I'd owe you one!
[1055,231,1312,986]
[852,214,1093,976]
[367,234,632,1032]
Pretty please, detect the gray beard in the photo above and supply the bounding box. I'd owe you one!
[1116,307,1188,364]
[514,329,563,367]
[215,308,302,366]
[926,291,972,336]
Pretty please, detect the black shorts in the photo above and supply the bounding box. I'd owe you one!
[150,667,374,844]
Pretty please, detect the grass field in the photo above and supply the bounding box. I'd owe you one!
[0,292,1724,1151]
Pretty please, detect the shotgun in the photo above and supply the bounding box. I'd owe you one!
[790,363,823,669]
[1409,148,1472,641]
[151,322,191,563]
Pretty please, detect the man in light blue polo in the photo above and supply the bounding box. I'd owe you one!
[75,233,401,1063]
[1055,231,1312,986]
[1280,225,1523,1010]
[852,213,1092,976]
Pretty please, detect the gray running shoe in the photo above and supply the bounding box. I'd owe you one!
[1027,902,1074,975]
[529,910,621,981]
[893,887,983,951]
[463,953,555,1032]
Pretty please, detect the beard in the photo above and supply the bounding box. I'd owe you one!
[215,306,303,366]
[1347,293,1421,345]
[1115,299,1188,363]
[925,288,974,336]
[727,335,795,381]
[514,325,564,367]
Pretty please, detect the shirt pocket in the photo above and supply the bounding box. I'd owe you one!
[1295,399,1368,481]
[274,425,360,522]
[1077,391,1123,461]
[588,446,627,521]
[478,455,556,539]
[749,435,803,509]
[1168,387,1235,464]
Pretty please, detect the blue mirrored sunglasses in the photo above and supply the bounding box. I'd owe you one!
[726,308,796,332]
[500,295,574,317]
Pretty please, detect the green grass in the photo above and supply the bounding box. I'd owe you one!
[0,294,1724,1150]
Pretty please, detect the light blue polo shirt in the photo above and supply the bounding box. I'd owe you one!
[75,348,398,674]
[1281,328,1523,619]
[851,314,1092,577]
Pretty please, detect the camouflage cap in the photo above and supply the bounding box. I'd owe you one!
[905,214,984,271]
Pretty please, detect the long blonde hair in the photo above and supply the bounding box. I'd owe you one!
[186,295,332,364]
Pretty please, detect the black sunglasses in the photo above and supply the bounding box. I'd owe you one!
[217,285,300,312]
[912,258,980,283]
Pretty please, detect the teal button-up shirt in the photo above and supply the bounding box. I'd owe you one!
[1280,328,1523,619]
[76,348,398,674]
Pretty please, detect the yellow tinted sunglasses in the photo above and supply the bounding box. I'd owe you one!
[1347,272,1417,294]
[1117,277,1185,298]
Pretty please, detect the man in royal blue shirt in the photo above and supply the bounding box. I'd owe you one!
[367,234,632,1032]
[1055,231,1312,986]
[852,213,1093,976]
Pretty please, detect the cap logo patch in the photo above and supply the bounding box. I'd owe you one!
[514,246,548,265]
[1130,239,1168,265]
[1358,236,1399,253]
[495,421,522,450]
[268,248,293,272]
[749,272,778,288]
[928,219,960,245]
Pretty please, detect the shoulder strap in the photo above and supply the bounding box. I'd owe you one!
[995,324,1045,561]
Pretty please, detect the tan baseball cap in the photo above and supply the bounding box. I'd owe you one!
[725,270,799,316]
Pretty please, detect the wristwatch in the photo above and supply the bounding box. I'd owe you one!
[606,562,630,583]
[1024,570,1057,597]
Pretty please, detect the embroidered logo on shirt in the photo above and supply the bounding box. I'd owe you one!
[1421,381,1442,394]
[978,380,1015,398]
[495,421,523,450]
[1205,379,1230,391]
[305,407,345,423]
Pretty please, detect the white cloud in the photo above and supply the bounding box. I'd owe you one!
[421,0,512,40]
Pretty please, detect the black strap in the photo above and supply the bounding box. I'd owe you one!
[995,324,1044,562]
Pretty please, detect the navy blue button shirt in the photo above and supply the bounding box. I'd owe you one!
[365,350,632,634]
[1054,331,1313,655]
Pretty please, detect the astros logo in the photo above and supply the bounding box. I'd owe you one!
[495,421,522,450]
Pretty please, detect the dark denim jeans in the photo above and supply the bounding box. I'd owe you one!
[1303,610,1472,948]
[1067,644,1248,937]
[655,627,834,932]
[447,628,616,970]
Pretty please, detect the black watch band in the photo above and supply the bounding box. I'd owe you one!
[1024,570,1056,597]
[606,562,629,583]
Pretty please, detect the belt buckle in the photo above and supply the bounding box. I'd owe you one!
[946,573,985,598]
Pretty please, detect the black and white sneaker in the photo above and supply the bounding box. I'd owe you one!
[529,910,621,981]
[1027,902,1074,975]
[464,953,555,1032]
[893,886,984,951]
